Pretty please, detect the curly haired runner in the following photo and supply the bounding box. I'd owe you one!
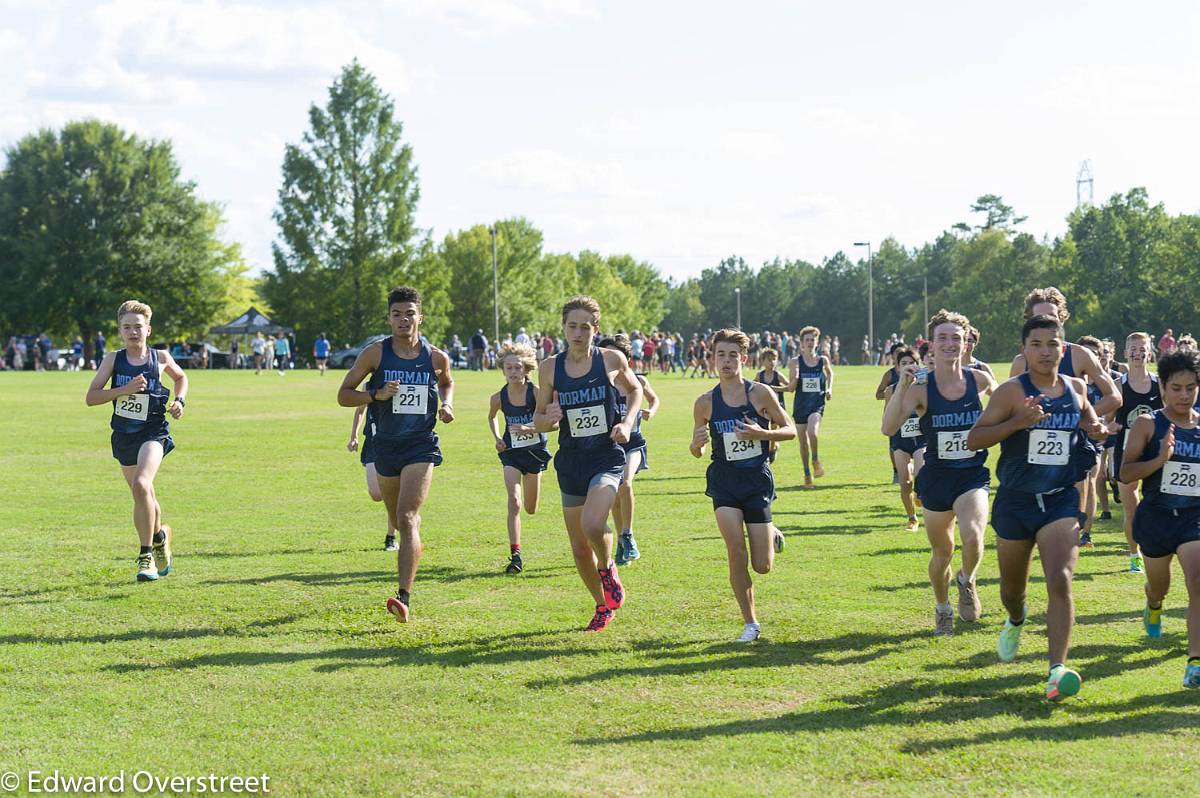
[337,286,455,624]
[691,329,796,642]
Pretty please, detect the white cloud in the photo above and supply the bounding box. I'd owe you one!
[395,0,597,36]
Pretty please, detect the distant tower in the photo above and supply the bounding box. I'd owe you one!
[1076,160,1094,208]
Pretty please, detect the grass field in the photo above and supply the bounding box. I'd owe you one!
[0,365,1197,797]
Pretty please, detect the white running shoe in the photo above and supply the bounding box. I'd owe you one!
[136,552,158,582]
[997,613,1025,662]
[736,623,761,643]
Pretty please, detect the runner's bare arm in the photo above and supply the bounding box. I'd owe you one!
[337,344,384,407]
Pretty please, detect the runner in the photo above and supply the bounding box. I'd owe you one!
[786,326,833,488]
[875,342,906,484]
[1075,335,1111,548]
[85,301,188,582]
[690,329,796,642]
[313,332,331,376]
[754,347,788,464]
[884,346,927,531]
[968,314,1107,699]
[596,334,659,566]
[487,342,551,575]
[526,296,642,632]
[1098,339,1123,519]
[963,326,995,378]
[1008,287,1120,416]
[1111,332,1164,573]
[347,398,398,551]
[274,333,290,376]
[252,332,265,374]
[337,286,455,623]
[883,309,997,635]
[1118,348,1200,688]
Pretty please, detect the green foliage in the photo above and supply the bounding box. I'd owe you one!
[0,120,241,349]
[264,60,421,351]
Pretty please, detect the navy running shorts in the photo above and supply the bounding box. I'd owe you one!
[991,485,1081,541]
[1133,501,1200,559]
[111,427,174,467]
[373,434,443,478]
[915,464,990,513]
[706,461,775,523]
[499,446,551,475]
[555,446,625,505]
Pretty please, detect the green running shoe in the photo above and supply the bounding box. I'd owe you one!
[997,614,1024,662]
[1046,664,1082,700]
[1144,604,1163,638]
[1130,555,1145,574]
[1184,663,1200,689]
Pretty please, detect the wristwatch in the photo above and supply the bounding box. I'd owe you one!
[175,396,186,407]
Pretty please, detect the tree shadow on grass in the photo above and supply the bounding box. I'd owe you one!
[526,629,932,691]
[775,521,896,537]
[0,614,302,646]
[871,572,1099,593]
[573,640,1179,748]
[199,564,574,588]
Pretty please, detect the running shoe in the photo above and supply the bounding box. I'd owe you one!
[956,573,982,622]
[934,606,954,636]
[584,604,614,632]
[997,613,1025,661]
[1144,603,1163,638]
[384,536,398,552]
[152,524,173,577]
[773,526,785,553]
[623,532,640,562]
[804,474,814,489]
[505,552,523,575]
[1046,664,1082,700]
[614,534,629,566]
[1112,485,1121,504]
[1079,532,1093,548]
[385,594,410,623]
[599,564,625,610]
[1099,510,1112,520]
[136,552,158,582]
[813,461,825,478]
[736,622,761,643]
[1185,662,1200,689]
[1130,555,1145,574]
[905,516,919,532]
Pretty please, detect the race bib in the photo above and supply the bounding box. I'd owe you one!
[1162,461,1200,496]
[938,430,972,460]
[802,377,821,393]
[114,393,150,421]
[723,432,762,462]
[392,385,429,415]
[566,405,606,438]
[901,417,921,439]
[509,429,541,449]
[1028,428,1070,466]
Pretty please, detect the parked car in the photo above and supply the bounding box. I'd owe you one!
[330,335,388,369]
[165,342,229,369]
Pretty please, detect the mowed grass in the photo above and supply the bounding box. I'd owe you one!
[0,364,1197,797]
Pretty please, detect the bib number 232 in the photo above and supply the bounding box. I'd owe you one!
[566,405,606,438]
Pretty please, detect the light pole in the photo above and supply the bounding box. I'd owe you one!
[735,287,741,329]
[489,225,499,345]
[853,241,873,357]
[923,273,929,331]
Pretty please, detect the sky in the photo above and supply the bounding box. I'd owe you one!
[3,0,1199,282]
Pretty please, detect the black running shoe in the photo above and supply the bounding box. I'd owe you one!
[1099,510,1112,520]
[505,552,523,575]
[384,536,398,552]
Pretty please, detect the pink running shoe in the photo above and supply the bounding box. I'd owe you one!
[585,604,614,632]
[386,595,410,623]
[599,564,625,610]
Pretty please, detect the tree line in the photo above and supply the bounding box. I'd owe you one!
[2,59,1197,363]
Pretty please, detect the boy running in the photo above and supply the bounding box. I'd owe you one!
[691,329,796,642]
[883,310,997,635]
[599,334,660,566]
[1119,348,1200,688]
[86,301,188,582]
[884,346,927,531]
[337,286,454,623]
[755,348,788,465]
[1111,332,1163,572]
[968,314,1107,699]
[525,296,642,632]
[487,342,551,575]
[786,325,833,487]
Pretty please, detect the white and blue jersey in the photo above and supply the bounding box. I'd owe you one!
[367,340,438,443]
[501,382,548,452]
[615,374,647,452]
[996,373,1081,494]
[109,348,170,434]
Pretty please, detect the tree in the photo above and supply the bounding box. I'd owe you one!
[660,278,707,336]
[265,60,421,349]
[0,120,241,356]
[954,194,1027,234]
